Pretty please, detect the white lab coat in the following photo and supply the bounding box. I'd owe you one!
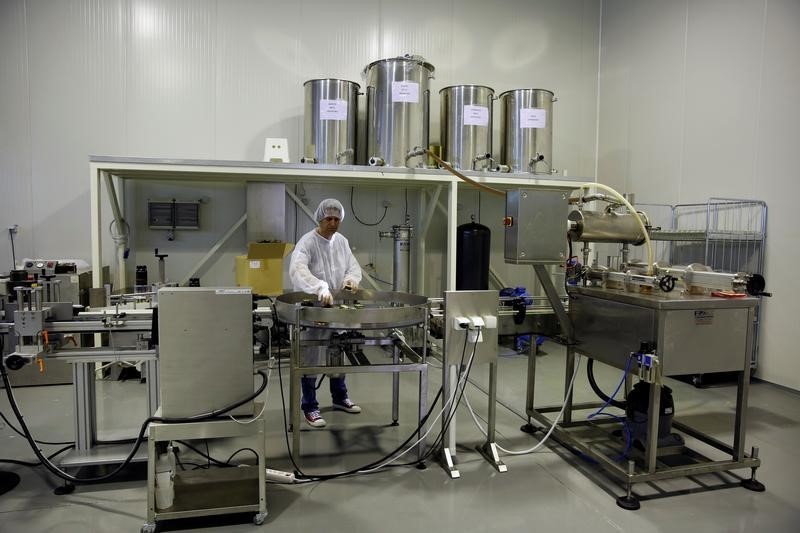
[289,229,362,368]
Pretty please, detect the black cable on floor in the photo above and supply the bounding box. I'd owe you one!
[0,410,74,446]
[1,363,267,484]
[0,444,74,468]
[273,333,446,481]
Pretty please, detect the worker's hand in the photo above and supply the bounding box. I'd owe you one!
[318,288,334,306]
[342,279,358,292]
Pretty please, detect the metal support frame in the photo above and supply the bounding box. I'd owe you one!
[416,185,442,296]
[524,305,762,507]
[286,308,429,462]
[475,361,508,473]
[180,213,247,286]
[60,355,159,468]
[144,415,267,531]
[532,264,574,341]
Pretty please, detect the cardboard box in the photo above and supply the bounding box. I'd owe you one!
[235,242,294,296]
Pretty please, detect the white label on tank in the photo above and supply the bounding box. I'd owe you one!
[392,81,419,103]
[463,105,489,126]
[249,260,262,269]
[519,108,547,128]
[216,288,251,295]
[319,99,348,120]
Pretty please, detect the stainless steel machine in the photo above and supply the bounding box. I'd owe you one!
[274,289,430,460]
[505,187,767,509]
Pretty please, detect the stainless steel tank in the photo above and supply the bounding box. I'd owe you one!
[363,55,435,168]
[499,89,555,174]
[302,78,360,165]
[439,85,495,170]
[567,210,649,245]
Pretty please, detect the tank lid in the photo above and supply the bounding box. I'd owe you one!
[498,88,555,98]
[363,54,435,75]
[303,78,361,89]
[439,84,495,94]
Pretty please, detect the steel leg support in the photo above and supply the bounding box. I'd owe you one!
[391,345,400,426]
[440,363,460,479]
[477,362,507,472]
[741,446,766,492]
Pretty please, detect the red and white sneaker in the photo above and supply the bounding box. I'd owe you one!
[332,398,362,414]
[304,410,326,428]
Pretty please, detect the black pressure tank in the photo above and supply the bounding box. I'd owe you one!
[456,221,491,290]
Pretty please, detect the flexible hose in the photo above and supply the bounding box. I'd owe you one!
[425,149,506,197]
[463,354,582,455]
[586,358,626,410]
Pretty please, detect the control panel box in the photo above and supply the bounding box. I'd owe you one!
[504,188,573,265]
[444,290,499,366]
[157,287,254,417]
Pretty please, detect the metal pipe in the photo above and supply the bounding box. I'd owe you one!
[335,149,354,164]
[405,147,427,167]
[491,164,511,173]
[368,156,385,167]
[299,156,317,164]
[471,153,492,171]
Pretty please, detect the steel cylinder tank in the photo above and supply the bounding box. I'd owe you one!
[456,222,491,290]
[302,78,360,165]
[567,210,649,245]
[440,85,495,171]
[364,55,435,168]
[499,89,555,174]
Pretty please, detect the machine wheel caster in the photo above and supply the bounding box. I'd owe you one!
[253,512,267,525]
[415,462,427,470]
[741,478,766,492]
[616,495,640,511]
[141,522,156,533]
[520,423,541,435]
[54,483,75,495]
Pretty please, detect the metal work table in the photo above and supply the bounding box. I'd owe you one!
[525,285,764,509]
[143,411,266,532]
[1,311,158,469]
[274,289,430,461]
[88,155,588,292]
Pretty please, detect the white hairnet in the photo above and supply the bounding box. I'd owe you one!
[314,198,345,223]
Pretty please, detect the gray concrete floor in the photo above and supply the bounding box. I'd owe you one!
[1,341,799,532]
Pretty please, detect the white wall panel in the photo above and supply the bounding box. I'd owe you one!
[0,0,34,267]
[680,0,764,201]
[126,0,216,158]
[599,0,799,389]
[750,0,800,390]
[26,0,126,261]
[215,0,302,161]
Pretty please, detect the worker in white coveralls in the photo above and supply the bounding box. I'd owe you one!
[289,198,363,428]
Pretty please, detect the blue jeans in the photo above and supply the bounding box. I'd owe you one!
[301,375,348,413]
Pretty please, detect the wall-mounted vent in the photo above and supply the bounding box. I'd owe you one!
[148,199,200,230]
